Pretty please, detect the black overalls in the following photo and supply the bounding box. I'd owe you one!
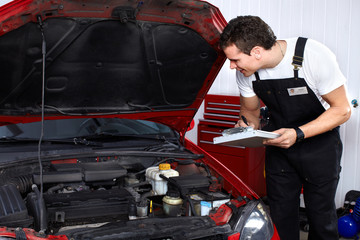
[252,38,342,240]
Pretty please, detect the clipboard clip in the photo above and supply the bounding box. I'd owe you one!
[222,126,254,136]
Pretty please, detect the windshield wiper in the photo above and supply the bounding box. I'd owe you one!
[81,132,171,141]
[0,136,40,143]
[81,132,183,151]
[0,136,102,146]
[72,137,103,146]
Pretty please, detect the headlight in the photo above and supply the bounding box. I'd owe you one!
[233,200,274,240]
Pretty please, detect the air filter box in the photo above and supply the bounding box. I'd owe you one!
[0,184,33,227]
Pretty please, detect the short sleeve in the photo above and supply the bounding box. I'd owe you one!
[235,70,256,97]
[305,39,347,96]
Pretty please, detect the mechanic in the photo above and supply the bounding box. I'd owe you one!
[219,15,351,240]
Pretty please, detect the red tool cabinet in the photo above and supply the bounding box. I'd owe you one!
[197,94,267,197]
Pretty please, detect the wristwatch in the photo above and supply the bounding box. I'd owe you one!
[294,127,305,143]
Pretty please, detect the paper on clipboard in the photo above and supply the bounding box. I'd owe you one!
[213,126,280,148]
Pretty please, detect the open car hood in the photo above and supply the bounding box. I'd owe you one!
[0,0,226,135]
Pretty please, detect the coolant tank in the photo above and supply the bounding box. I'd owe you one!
[145,163,179,195]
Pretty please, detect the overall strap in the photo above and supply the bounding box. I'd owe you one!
[292,37,308,79]
[254,71,260,81]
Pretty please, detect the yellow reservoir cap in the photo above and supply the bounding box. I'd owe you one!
[159,163,171,171]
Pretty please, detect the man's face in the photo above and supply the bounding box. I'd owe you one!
[223,43,259,77]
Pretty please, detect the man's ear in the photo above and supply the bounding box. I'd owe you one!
[251,46,261,59]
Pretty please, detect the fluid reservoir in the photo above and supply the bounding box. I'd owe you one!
[163,191,183,216]
[145,163,179,195]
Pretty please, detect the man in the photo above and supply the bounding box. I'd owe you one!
[219,16,351,240]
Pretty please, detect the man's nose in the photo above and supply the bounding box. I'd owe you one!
[229,60,236,69]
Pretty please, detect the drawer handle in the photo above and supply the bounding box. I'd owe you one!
[200,130,222,135]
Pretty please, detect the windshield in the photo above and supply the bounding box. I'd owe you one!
[0,118,175,140]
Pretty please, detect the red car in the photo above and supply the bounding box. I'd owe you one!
[0,0,280,239]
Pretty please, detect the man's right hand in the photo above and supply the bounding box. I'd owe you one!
[235,118,256,128]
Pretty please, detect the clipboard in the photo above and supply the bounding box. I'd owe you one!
[213,127,280,148]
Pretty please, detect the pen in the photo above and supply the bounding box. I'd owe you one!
[241,115,249,126]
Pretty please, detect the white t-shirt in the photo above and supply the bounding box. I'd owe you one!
[236,38,347,109]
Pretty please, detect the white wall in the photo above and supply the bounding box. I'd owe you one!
[186,0,360,208]
[0,0,11,6]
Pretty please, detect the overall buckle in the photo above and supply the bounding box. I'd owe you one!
[292,55,303,70]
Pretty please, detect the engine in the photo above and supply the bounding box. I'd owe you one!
[0,156,240,234]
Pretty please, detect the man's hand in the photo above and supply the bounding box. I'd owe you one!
[234,116,256,128]
[263,128,297,149]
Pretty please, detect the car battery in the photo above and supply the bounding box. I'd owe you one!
[187,191,230,216]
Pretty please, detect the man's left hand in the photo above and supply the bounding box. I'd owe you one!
[263,128,297,149]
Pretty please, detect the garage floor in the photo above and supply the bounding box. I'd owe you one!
[300,230,350,240]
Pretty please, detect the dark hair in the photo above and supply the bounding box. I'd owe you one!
[219,16,277,55]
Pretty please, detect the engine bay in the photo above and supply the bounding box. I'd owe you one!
[0,154,251,237]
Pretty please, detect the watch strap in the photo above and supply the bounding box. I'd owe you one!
[294,127,305,142]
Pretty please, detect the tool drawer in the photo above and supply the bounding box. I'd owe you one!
[197,94,266,196]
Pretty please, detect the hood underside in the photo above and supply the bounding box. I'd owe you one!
[0,0,227,133]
